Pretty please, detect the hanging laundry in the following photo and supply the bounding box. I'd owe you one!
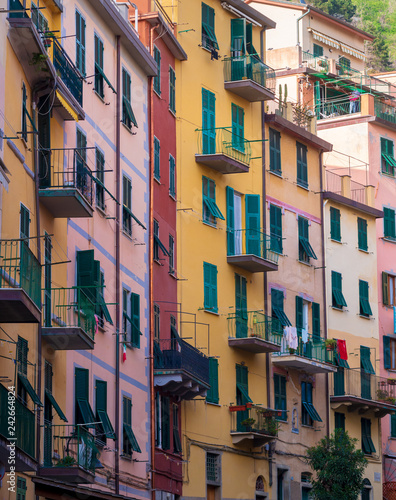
[337,339,348,360]
[94,314,99,336]
[301,328,308,344]
[287,327,298,350]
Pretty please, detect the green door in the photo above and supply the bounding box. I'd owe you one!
[76,129,87,193]
[235,274,247,338]
[236,364,249,431]
[202,89,216,154]
[245,195,261,256]
[44,235,52,327]
[334,368,345,396]
[230,18,246,80]
[38,95,51,188]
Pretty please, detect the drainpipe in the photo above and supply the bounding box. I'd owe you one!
[261,27,272,488]
[149,25,156,500]
[319,151,330,437]
[115,34,121,496]
[296,7,311,47]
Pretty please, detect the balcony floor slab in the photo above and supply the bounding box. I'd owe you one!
[0,288,41,323]
[271,354,337,374]
[231,431,276,447]
[39,188,93,218]
[42,327,94,350]
[227,254,278,273]
[195,154,249,174]
[0,435,37,472]
[225,80,275,102]
[38,466,95,484]
[330,395,396,418]
[228,336,281,353]
[154,371,209,400]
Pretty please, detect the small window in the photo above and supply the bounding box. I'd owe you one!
[269,128,281,175]
[301,381,322,426]
[361,418,375,455]
[31,2,48,33]
[274,374,287,421]
[76,10,86,76]
[95,148,105,210]
[381,137,396,176]
[203,262,218,313]
[357,217,368,251]
[206,452,221,485]
[338,56,351,75]
[153,220,170,262]
[330,207,341,242]
[207,357,219,404]
[169,66,176,113]
[296,142,308,188]
[122,175,132,236]
[384,336,396,370]
[169,154,176,198]
[298,216,317,263]
[17,477,27,500]
[153,46,161,95]
[331,271,347,309]
[21,83,27,142]
[154,303,160,342]
[269,204,282,254]
[169,234,174,274]
[334,412,345,431]
[231,103,245,153]
[160,396,170,450]
[154,137,160,181]
[382,272,396,306]
[173,404,182,453]
[313,44,323,58]
[122,68,137,129]
[384,207,396,240]
[201,3,219,51]
[271,289,291,327]
[122,396,141,457]
[20,203,30,242]
[94,34,104,98]
[359,280,372,317]
[202,176,224,226]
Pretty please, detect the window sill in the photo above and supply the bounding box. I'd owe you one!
[169,271,177,279]
[298,259,312,267]
[203,309,219,316]
[169,108,176,118]
[359,314,372,320]
[94,90,106,102]
[154,258,163,266]
[122,122,135,134]
[382,237,396,244]
[206,401,221,407]
[122,230,133,240]
[331,306,345,312]
[330,237,342,244]
[381,171,396,179]
[169,193,176,201]
[269,169,283,178]
[297,182,309,191]
[96,205,107,217]
[153,88,161,99]
[154,177,161,185]
[301,424,314,429]
[203,221,217,229]
[358,247,369,253]
[120,454,132,461]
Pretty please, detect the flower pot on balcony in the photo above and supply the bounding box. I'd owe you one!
[388,379,396,385]
[43,38,52,48]
[246,402,252,409]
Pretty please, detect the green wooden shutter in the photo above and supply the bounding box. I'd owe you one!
[203,262,217,312]
[312,302,320,341]
[226,186,235,255]
[384,336,391,369]
[359,280,372,316]
[202,88,216,154]
[269,128,281,174]
[358,218,368,251]
[334,411,345,430]
[169,67,176,113]
[123,396,132,425]
[161,396,170,450]
[75,10,86,75]
[210,264,218,312]
[295,295,303,330]
[153,46,161,94]
[270,204,282,253]
[384,208,396,239]
[274,374,287,421]
[17,337,28,376]
[169,155,175,197]
[20,205,30,241]
[154,137,160,180]
[131,292,140,348]
[383,272,389,305]
[245,194,261,256]
[75,368,89,401]
[391,414,396,438]
[207,358,219,404]
[330,207,341,241]
[230,18,246,54]
[297,142,308,188]
[236,364,249,398]
[96,380,107,412]
[231,104,244,152]
[76,250,95,299]
[313,44,323,57]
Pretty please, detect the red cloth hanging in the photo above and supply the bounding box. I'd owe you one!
[337,339,348,360]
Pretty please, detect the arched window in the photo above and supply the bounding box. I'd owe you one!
[362,478,372,500]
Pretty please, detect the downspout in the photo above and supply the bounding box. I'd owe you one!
[261,27,272,488]
[149,24,156,500]
[296,7,311,47]
[115,34,121,496]
[32,91,42,472]
[319,151,330,437]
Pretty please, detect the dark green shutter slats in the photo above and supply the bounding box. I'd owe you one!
[298,217,317,260]
[297,142,308,188]
[97,380,116,442]
[383,272,389,305]
[202,2,219,50]
[75,367,89,401]
[313,44,323,57]
[207,358,219,404]
[236,364,252,403]
[76,249,95,300]
[331,271,347,308]
[274,374,287,421]
[226,186,235,255]
[391,414,396,438]
[295,295,303,330]
[169,67,176,113]
[272,289,291,327]
[124,423,142,453]
[384,208,396,239]
[357,218,368,251]
[18,374,43,406]
[131,293,141,348]
[330,207,341,241]
[76,10,86,75]
[361,418,376,454]
[202,88,216,155]
[231,103,245,152]
[384,336,391,369]
[153,46,161,94]
[20,205,30,241]
[161,396,170,450]
[230,18,246,54]
[381,138,396,175]
[154,137,160,180]
[123,397,141,453]
[96,380,106,412]
[245,194,260,256]
[270,204,282,253]
[334,411,345,430]
[269,128,281,174]
[359,280,372,316]
[360,346,375,375]
[203,262,218,312]
[45,389,67,421]
[312,302,320,341]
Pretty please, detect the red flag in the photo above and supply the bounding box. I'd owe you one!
[122,343,127,362]
[337,339,348,361]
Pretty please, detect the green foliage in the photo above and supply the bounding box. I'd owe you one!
[306,429,368,500]
[308,0,356,22]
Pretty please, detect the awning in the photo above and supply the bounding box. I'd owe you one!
[55,90,79,122]
[45,389,67,421]
[308,28,340,49]
[340,43,366,61]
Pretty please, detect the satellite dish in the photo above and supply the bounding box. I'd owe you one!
[0,461,5,481]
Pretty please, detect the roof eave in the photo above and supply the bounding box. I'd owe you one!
[224,0,276,29]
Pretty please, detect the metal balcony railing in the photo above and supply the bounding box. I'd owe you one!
[375,99,396,125]
[230,405,279,436]
[316,97,361,120]
[38,148,94,206]
[42,286,97,338]
[0,239,42,309]
[330,369,396,405]
[272,332,335,365]
[337,64,361,78]
[325,170,366,204]
[228,229,279,264]
[302,51,329,73]
[223,55,276,92]
[8,0,28,18]
[52,37,83,106]
[42,423,98,472]
[228,310,283,345]
[196,127,252,166]
[154,338,210,385]
[0,383,35,458]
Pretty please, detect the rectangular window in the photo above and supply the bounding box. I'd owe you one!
[301,381,322,426]
[154,303,160,342]
[339,56,351,75]
[201,2,218,51]
[361,418,376,455]
[122,288,129,340]
[95,148,105,210]
[169,234,174,274]
[160,396,170,450]
[20,204,30,241]
[384,207,396,240]
[169,66,176,113]
[122,396,141,456]
[298,216,317,263]
[331,271,347,309]
[296,142,308,188]
[270,204,282,253]
[330,207,341,242]
[360,345,375,374]
[202,88,216,154]
[75,367,95,427]
[153,220,170,263]
[31,5,48,33]
[122,68,137,129]
[95,380,116,444]
[154,137,160,181]
[202,176,224,226]
[17,477,27,500]
[207,358,219,404]
[76,10,86,75]
[169,154,176,197]
[153,46,161,95]
[173,404,182,453]
[203,262,218,313]
[17,336,28,403]
[312,302,320,342]
[271,289,291,327]
[130,293,140,348]
[122,175,132,236]
[381,137,396,176]
[269,128,281,175]
[231,103,245,152]
[21,83,27,142]
[359,280,372,317]
[384,336,396,370]
[391,414,396,438]
[274,374,287,421]
[313,44,323,57]
[335,412,345,431]
[94,34,104,98]
[382,272,396,306]
[357,217,368,251]
[206,452,221,485]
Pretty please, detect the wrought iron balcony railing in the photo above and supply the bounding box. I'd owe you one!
[272,332,335,365]
[375,99,396,125]
[228,229,279,264]
[228,310,282,344]
[230,404,279,436]
[316,97,361,120]
[53,37,83,106]
[196,127,252,166]
[302,51,329,73]
[223,55,276,92]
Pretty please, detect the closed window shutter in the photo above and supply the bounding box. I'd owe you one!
[169,155,175,197]
[202,88,216,155]
[392,414,396,438]
[330,207,341,241]
[384,208,396,239]
[169,67,176,113]
[231,104,244,152]
[204,262,217,312]
[358,218,368,251]
[383,272,389,305]
[75,368,89,401]
[210,264,218,312]
[295,295,303,330]
[245,194,261,256]
[312,302,320,341]
[313,44,323,57]
[207,358,219,404]
[297,143,308,187]
[154,137,160,180]
[335,412,345,430]
[270,204,282,253]
[269,128,281,174]
[96,380,107,412]
[161,396,170,450]
[226,186,235,255]
[384,336,391,369]
[76,249,95,298]
[131,293,140,348]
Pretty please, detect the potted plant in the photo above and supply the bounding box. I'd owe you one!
[388,378,396,386]
[267,418,281,436]
[324,338,337,351]
[43,31,55,47]
[56,455,76,467]
[386,396,396,405]
[240,417,256,431]
[289,347,296,354]
[377,388,389,401]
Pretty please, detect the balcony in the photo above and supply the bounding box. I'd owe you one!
[230,405,279,446]
[271,334,337,374]
[223,55,275,102]
[38,148,94,218]
[316,97,360,121]
[39,424,98,483]
[195,127,251,174]
[330,369,396,417]
[42,287,96,350]
[228,311,282,353]
[0,383,36,471]
[227,230,279,273]
[154,338,210,400]
[7,2,83,120]
[302,51,329,73]
[375,99,396,126]
[0,239,41,323]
